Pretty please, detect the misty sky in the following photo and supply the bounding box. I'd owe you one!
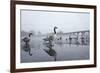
[21,10,90,34]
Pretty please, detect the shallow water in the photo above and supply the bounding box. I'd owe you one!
[21,36,89,63]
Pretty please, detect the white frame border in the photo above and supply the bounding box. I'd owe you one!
[15,4,94,69]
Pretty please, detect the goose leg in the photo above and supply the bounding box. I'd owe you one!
[29,48,32,56]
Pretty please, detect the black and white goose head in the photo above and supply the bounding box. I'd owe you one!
[54,26,58,34]
[29,33,33,37]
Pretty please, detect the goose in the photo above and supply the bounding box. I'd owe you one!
[43,26,58,61]
[43,26,58,46]
[22,33,33,56]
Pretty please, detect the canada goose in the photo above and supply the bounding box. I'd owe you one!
[43,26,58,61]
[43,26,58,41]
[22,33,33,56]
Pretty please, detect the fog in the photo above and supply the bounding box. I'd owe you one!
[21,10,90,34]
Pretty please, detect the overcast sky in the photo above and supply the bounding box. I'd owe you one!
[21,10,90,34]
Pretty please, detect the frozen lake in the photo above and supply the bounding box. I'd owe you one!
[21,36,90,63]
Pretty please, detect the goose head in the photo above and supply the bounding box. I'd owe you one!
[29,33,33,37]
[54,26,58,34]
